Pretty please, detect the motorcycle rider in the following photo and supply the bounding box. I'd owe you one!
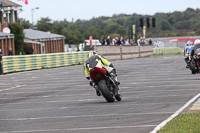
[184,41,194,68]
[188,39,200,72]
[83,51,120,96]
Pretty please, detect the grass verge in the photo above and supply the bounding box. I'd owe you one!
[158,113,200,133]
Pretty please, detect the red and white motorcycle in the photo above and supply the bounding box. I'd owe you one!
[90,67,121,103]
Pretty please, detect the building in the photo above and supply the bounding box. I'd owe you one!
[24,29,65,54]
[1,0,22,31]
[0,0,22,56]
[0,0,66,55]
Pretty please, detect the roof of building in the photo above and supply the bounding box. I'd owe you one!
[0,32,14,39]
[24,41,42,44]
[24,29,65,41]
[2,0,22,7]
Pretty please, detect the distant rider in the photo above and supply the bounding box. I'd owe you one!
[184,41,194,68]
[83,51,120,96]
[188,39,200,71]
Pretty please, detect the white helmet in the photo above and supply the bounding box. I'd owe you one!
[187,41,193,46]
[194,39,200,45]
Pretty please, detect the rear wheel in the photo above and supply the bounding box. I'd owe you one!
[98,79,115,103]
[190,60,196,74]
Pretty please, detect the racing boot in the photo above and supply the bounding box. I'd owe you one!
[90,81,101,96]
[94,85,101,96]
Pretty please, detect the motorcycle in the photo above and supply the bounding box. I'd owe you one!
[189,53,200,74]
[90,67,121,103]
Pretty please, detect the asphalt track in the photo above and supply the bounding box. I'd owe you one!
[0,55,200,133]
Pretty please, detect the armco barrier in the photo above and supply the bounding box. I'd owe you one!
[2,52,89,74]
[95,45,153,60]
[153,47,183,55]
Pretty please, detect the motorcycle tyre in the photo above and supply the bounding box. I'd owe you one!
[98,79,115,103]
[190,60,196,74]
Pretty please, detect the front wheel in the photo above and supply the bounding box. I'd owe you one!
[98,79,115,103]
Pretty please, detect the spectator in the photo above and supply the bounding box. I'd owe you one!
[125,39,130,45]
[0,46,2,55]
[76,46,80,52]
[115,37,121,45]
[8,48,13,56]
[101,36,105,45]
[130,39,134,45]
[106,36,110,45]
[149,38,152,45]
[120,36,125,45]
[0,46,2,74]
[139,37,145,45]
[112,38,116,45]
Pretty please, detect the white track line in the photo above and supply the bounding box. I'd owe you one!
[150,92,200,133]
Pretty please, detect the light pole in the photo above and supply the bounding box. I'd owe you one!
[31,7,39,28]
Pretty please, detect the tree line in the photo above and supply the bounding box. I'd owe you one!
[20,8,200,45]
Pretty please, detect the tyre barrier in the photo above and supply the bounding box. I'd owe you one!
[153,47,183,55]
[2,51,89,74]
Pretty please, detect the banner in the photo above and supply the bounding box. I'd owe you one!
[132,25,136,43]
[143,26,146,39]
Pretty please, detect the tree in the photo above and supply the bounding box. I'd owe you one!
[193,21,200,31]
[175,21,191,30]
[84,26,105,40]
[9,24,25,55]
[36,17,53,32]
[20,19,31,29]
[104,23,126,36]
[160,20,171,30]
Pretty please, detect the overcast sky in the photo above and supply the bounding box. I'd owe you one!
[12,0,200,23]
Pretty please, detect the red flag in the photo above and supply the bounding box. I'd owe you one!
[17,0,28,5]
[89,36,92,47]
[25,0,28,5]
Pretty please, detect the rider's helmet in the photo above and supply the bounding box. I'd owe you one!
[194,39,200,45]
[187,41,193,46]
[88,51,98,58]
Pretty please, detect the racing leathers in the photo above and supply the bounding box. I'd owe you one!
[190,43,200,57]
[184,45,194,64]
[83,55,119,95]
[189,43,200,71]
[84,55,117,79]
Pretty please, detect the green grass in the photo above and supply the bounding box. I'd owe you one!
[158,113,200,133]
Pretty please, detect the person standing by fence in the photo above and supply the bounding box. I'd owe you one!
[101,36,105,45]
[106,36,110,45]
[8,48,13,56]
[115,37,121,45]
[0,46,3,75]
